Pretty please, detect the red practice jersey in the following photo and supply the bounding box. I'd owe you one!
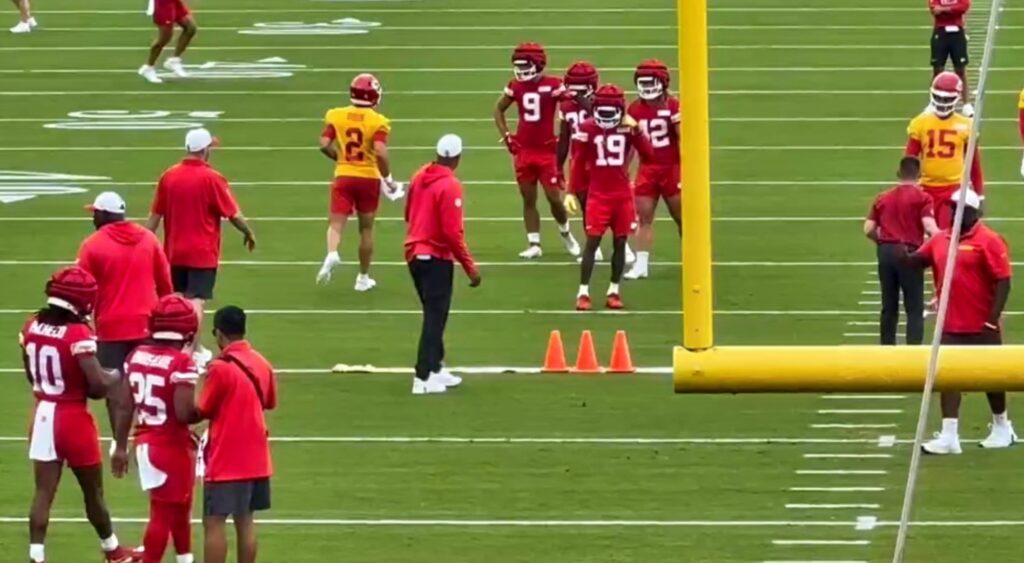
[627,97,681,166]
[504,76,566,151]
[19,316,97,404]
[573,117,654,198]
[126,344,199,448]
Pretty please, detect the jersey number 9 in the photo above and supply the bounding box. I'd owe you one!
[521,93,542,123]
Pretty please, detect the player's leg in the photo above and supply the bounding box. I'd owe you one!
[142,498,172,563]
[899,254,925,345]
[173,15,197,58]
[538,157,579,257]
[319,179,354,284]
[234,512,258,563]
[140,24,174,84]
[876,244,901,345]
[952,31,972,114]
[28,461,62,563]
[626,195,656,280]
[169,500,193,561]
[411,260,450,393]
[606,235,627,310]
[71,465,135,559]
[517,178,544,258]
[202,515,228,563]
[354,212,377,291]
[576,235,602,311]
[574,191,603,262]
[979,330,1017,448]
[163,13,196,78]
[923,333,965,455]
[9,0,33,33]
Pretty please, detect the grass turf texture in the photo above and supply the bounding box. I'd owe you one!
[2,0,1024,560]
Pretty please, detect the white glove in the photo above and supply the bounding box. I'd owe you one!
[381,175,406,201]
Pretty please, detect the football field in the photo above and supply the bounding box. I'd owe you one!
[3,0,1024,560]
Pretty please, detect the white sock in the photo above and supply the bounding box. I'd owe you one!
[577,284,589,298]
[29,544,44,562]
[636,251,650,271]
[527,232,541,245]
[357,273,369,281]
[100,534,119,552]
[994,412,1009,426]
[177,554,195,563]
[607,282,620,296]
[557,222,571,235]
[324,251,340,265]
[941,418,959,437]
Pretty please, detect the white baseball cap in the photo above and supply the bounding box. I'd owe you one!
[185,128,219,153]
[85,191,126,214]
[436,134,463,158]
[950,188,983,210]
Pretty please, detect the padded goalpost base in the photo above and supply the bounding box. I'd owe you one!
[673,345,1024,393]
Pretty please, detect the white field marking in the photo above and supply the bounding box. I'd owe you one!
[785,504,881,509]
[817,410,903,414]
[762,561,868,563]
[0,308,891,317]
[802,454,893,459]
[857,301,882,306]
[795,470,887,475]
[820,395,906,400]
[3,116,1021,124]
[846,321,905,326]
[810,424,898,429]
[789,487,885,493]
[26,6,1024,13]
[843,333,881,338]
[855,516,879,531]
[3,89,1024,97]
[24,25,1024,32]
[877,436,897,448]
[4,144,1024,152]
[861,290,880,295]
[14,44,1024,53]
[0,259,885,267]
[771,540,871,546]
[0,435,897,445]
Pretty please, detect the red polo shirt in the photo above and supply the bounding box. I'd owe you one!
[867,183,935,247]
[915,222,1011,333]
[198,340,277,482]
[152,159,240,269]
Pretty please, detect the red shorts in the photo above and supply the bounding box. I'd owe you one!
[924,184,959,229]
[330,176,381,216]
[585,195,637,238]
[152,0,191,26]
[514,150,561,192]
[634,163,681,199]
[28,402,102,469]
[137,441,197,504]
[568,162,591,195]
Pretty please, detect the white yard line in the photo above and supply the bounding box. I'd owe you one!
[785,504,881,509]
[817,410,903,415]
[820,395,906,400]
[22,25,1024,32]
[802,454,893,459]
[2,89,1024,97]
[2,144,1024,151]
[3,117,1021,124]
[0,309,901,317]
[772,540,871,546]
[12,44,1022,52]
[0,435,901,445]
[0,259,885,267]
[789,488,885,493]
[26,6,1024,13]
[795,470,887,475]
[809,424,898,429]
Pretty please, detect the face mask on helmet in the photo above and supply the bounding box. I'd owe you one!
[931,91,960,117]
[594,105,623,129]
[567,83,595,98]
[636,76,664,100]
[513,59,539,82]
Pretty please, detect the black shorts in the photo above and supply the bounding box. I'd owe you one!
[931,28,969,68]
[204,478,271,517]
[171,266,217,300]
[941,331,1001,346]
[97,340,144,370]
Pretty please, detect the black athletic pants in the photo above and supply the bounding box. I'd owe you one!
[877,243,925,345]
[409,257,454,381]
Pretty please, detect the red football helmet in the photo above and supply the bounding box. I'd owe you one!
[564,61,599,99]
[593,84,627,130]
[350,73,383,107]
[150,294,199,342]
[512,42,546,82]
[635,59,671,100]
[45,266,98,316]
[930,71,963,117]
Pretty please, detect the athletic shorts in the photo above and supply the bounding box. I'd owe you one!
[634,163,681,199]
[330,176,381,216]
[585,195,637,238]
[171,266,217,300]
[924,184,960,229]
[136,441,197,504]
[514,150,561,192]
[204,478,271,517]
[568,161,591,196]
[98,340,144,371]
[29,402,102,469]
[941,331,1001,346]
[931,28,969,68]
[152,0,190,26]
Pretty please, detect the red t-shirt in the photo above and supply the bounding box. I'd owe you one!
[504,75,565,152]
[930,0,969,28]
[19,316,96,404]
[77,222,173,342]
[152,159,240,269]
[572,118,654,199]
[198,340,276,482]
[627,97,681,166]
[867,183,935,246]
[127,344,199,448]
[915,222,1011,333]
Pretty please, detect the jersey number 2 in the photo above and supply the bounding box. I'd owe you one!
[925,129,958,159]
[129,373,168,426]
[24,343,65,396]
[344,127,365,163]
[594,134,626,166]
[639,119,671,148]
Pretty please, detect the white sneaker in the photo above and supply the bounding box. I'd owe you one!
[561,233,581,257]
[412,373,448,395]
[138,65,163,84]
[10,21,31,33]
[979,422,1018,449]
[316,253,342,285]
[438,367,462,388]
[518,245,543,259]
[164,56,188,78]
[922,432,962,455]
[354,274,377,292]
[625,244,636,265]
[624,264,648,280]
[961,103,976,117]
[28,17,37,27]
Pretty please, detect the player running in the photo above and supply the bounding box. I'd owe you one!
[317,73,404,290]
[571,84,654,311]
[125,295,201,563]
[20,267,138,563]
[138,0,198,84]
[905,71,984,229]
[625,59,682,280]
[494,42,581,259]
[9,0,37,33]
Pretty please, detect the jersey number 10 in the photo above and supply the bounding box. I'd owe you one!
[24,343,65,396]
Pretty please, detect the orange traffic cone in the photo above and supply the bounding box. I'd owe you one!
[542,330,569,373]
[607,330,636,374]
[573,330,602,374]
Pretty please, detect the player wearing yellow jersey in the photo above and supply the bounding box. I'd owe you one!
[317,74,404,290]
[905,72,984,229]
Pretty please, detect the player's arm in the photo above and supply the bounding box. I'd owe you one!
[147,177,166,233]
[439,180,480,285]
[153,243,173,297]
[319,124,339,162]
[905,137,923,156]
[922,216,940,237]
[494,93,519,153]
[374,136,392,179]
[969,143,984,194]
[556,118,572,174]
[863,219,879,242]
[172,368,202,424]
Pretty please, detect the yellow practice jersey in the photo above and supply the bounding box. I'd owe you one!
[1019,88,1024,110]
[324,106,391,179]
[906,112,973,188]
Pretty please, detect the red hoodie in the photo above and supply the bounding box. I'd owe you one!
[404,163,477,277]
[77,221,173,342]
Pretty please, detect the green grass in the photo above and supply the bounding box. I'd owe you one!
[2,0,1024,561]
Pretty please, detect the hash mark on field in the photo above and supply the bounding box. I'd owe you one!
[802,454,892,459]
[820,395,906,400]
[785,504,880,510]
[795,470,887,475]
[810,424,898,429]
[877,436,897,448]
[789,488,885,493]
[817,409,902,414]
[771,540,870,546]
[855,517,879,531]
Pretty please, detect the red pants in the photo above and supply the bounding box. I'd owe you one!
[514,150,561,192]
[28,402,101,468]
[330,176,381,215]
[634,163,680,199]
[924,184,959,229]
[585,195,637,237]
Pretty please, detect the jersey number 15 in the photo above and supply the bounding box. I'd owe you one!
[925,129,959,159]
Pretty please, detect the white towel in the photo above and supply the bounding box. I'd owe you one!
[29,401,58,463]
[146,0,155,17]
[194,430,208,478]
[135,444,168,491]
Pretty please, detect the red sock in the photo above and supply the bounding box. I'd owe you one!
[142,499,171,563]
[170,500,193,556]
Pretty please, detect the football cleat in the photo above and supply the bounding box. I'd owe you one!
[511,42,546,82]
[921,432,962,455]
[593,84,627,130]
[564,61,599,100]
[561,232,581,257]
[605,294,625,310]
[138,65,163,84]
[102,546,140,563]
[10,20,31,33]
[576,295,593,312]
[316,253,342,285]
[438,367,462,388]
[635,59,671,101]
[518,245,543,259]
[163,57,188,78]
[979,422,1018,449]
[930,72,963,118]
[354,274,377,292]
[623,264,648,280]
[350,73,383,107]
[412,374,447,395]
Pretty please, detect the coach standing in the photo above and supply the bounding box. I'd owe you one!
[147,127,256,366]
[903,189,1014,455]
[404,134,481,395]
[929,0,974,115]
[864,157,939,345]
[198,306,276,563]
